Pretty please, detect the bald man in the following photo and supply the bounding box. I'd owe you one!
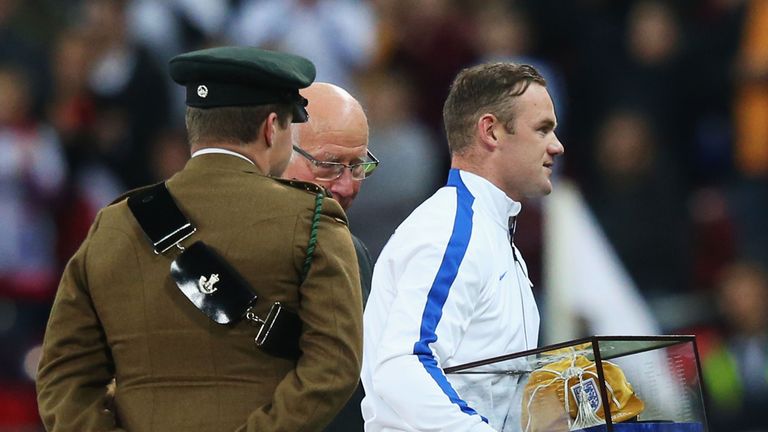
[284,82,377,302]
[283,82,376,431]
[284,83,374,209]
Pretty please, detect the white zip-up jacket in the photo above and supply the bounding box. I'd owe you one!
[361,169,540,431]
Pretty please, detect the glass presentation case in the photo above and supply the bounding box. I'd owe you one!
[445,336,707,432]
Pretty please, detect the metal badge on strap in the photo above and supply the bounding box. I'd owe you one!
[127,182,303,358]
[169,241,259,325]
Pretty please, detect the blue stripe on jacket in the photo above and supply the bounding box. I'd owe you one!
[412,169,487,422]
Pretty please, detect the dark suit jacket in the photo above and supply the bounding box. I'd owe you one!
[36,154,363,432]
[351,234,372,307]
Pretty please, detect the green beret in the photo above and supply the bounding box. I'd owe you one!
[169,46,316,123]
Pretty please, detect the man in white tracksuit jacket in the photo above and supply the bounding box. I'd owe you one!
[361,62,565,431]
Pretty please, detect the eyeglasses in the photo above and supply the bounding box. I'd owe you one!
[292,145,379,181]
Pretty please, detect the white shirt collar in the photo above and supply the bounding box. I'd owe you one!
[455,169,522,229]
[191,148,255,165]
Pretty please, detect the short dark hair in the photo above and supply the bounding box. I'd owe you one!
[443,63,546,155]
[185,104,293,147]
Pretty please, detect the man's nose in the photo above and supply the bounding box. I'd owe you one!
[550,134,565,155]
[330,169,355,198]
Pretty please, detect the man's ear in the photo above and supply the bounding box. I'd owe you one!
[477,113,500,150]
[263,112,279,148]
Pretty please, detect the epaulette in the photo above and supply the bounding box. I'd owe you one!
[273,178,331,197]
[108,182,163,206]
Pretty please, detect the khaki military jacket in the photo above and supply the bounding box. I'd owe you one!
[36,154,363,432]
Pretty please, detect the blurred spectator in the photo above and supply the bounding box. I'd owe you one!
[588,108,690,298]
[701,261,768,432]
[689,188,737,293]
[228,0,376,91]
[348,71,442,259]
[382,0,476,137]
[0,65,66,300]
[127,0,230,67]
[0,0,52,118]
[79,0,171,188]
[733,0,768,178]
[126,0,231,125]
[47,27,124,267]
[48,28,97,170]
[613,1,697,184]
[471,2,567,131]
[534,0,627,183]
[555,1,697,188]
[0,64,65,430]
[729,0,768,269]
[682,0,743,186]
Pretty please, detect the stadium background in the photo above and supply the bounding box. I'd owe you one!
[0,0,766,430]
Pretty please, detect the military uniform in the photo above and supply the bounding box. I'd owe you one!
[37,48,363,432]
[323,234,371,432]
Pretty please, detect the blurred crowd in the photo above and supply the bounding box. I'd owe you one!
[0,0,766,430]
